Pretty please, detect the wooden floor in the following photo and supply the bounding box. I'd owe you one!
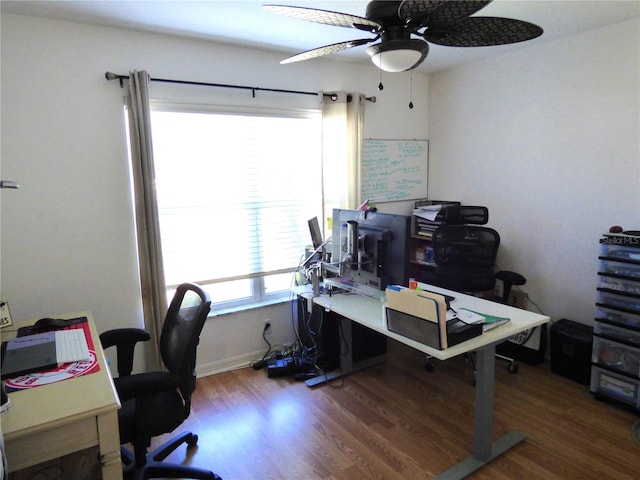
[152,340,640,479]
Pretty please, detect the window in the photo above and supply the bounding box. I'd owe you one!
[150,104,323,310]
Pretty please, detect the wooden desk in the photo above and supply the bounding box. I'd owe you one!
[294,283,549,480]
[2,312,122,479]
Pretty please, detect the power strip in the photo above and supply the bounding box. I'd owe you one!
[267,356,313,378]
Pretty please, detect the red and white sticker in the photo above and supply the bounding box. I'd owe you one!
[5,351,99,390]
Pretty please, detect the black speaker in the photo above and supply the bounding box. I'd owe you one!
[550,319,593,385]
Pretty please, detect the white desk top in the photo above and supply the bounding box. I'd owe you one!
[294,283,549,361]
[2,311,120,440]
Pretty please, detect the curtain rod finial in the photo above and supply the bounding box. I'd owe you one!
[105,71,126,88]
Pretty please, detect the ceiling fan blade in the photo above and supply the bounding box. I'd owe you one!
[280,38,377,64]
[399,0,492,29]
[398,1,447,26]
[263,5,381,33]
[424,17,543,47]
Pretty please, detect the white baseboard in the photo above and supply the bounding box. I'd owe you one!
[196,349,265,377]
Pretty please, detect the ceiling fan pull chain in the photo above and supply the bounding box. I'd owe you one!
[408,70,414,109]
[378,54,384,91]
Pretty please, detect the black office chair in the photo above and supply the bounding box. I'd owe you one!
[100,282,221,480]
[421,224,525,374]
[425,225,500,293]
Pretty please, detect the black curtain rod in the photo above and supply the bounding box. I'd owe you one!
[105,72,376,103]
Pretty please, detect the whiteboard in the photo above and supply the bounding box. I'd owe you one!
[361,139,429,202]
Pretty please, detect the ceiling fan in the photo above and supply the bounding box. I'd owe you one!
[263,1,543,72]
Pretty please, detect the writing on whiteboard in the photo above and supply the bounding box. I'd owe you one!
[361,139,428,202]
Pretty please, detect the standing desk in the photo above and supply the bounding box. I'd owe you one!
[294,283,549,479]
[2,312,122,479]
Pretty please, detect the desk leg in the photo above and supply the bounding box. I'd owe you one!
[434,344,525,480]
[306,317,386,387]
[97,410,123,480]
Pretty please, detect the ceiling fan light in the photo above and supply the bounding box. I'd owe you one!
[366,39,429,72]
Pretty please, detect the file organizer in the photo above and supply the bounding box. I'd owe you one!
[385,287,482,349]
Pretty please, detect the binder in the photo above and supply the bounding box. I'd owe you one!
[385,287,482,350]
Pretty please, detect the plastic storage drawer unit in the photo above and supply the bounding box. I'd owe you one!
[591,365,640,409]
[592,234,640,410]
[594,321,640,345]
[592,336,640,378]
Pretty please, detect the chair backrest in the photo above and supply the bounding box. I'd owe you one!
[428,225,500,293]
[432,225,500,269]
[159,283,211,402]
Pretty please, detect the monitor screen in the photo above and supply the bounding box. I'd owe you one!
[308,216,323,250]
[331,208,410,290]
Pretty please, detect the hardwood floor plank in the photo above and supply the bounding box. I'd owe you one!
[148,339,640,479]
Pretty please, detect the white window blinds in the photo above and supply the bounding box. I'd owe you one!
[150,107,322,290]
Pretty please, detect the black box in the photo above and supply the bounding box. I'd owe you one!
[550,319,593,385]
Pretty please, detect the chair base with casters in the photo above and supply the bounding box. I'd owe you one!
[424,350,518,385]
[496,353,519,373]
[120,432,221,480]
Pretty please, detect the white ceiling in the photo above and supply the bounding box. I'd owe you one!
[2,0,639,73]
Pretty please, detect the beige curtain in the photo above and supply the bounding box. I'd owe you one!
[321,92,366,221]
[126,70,167,370]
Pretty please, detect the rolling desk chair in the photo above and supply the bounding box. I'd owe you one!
[100,283,221,480]
[422,224,525,375]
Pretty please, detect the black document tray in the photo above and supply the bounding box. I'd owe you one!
[386,307,482,350]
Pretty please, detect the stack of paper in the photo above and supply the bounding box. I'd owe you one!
[412,202,459,237]
[453,308,511,332]
[452,308,486,324]
[413,204,442,221]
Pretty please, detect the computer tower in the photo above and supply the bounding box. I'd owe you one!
[550,319,593,385]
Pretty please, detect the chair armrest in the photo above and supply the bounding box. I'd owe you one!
[114,371,182,402]
[495,270,526,286]
[495,270,527,303]
[99,328,151,377]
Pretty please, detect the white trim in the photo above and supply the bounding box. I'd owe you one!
[196,350,264,377]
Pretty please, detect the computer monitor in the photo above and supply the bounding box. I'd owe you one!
[308,216,323,250]
[331,208,410,290]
